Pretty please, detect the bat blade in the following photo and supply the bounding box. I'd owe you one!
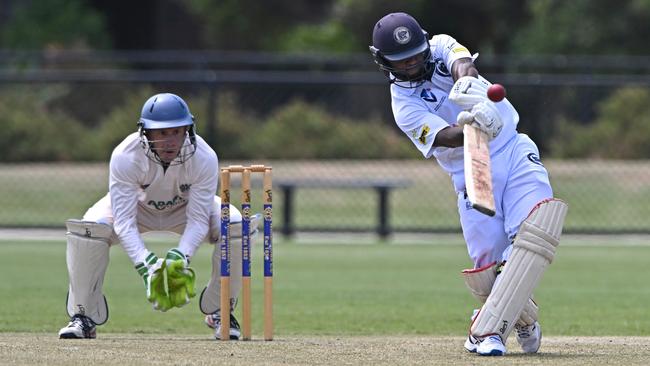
[463,124,496,217]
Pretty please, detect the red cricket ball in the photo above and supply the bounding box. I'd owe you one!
[487,84,506,102]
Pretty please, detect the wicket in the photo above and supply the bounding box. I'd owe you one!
[219,164,273,341]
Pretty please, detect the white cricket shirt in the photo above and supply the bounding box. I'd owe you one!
[390,34,519,176]
[109,132,218,264]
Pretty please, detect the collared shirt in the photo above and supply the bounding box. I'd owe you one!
[390,34,519,175]
[109,132,218,263]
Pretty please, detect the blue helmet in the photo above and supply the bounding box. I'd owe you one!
[369,12,433,87]
[138,93,197,165]
[139,93,194,129]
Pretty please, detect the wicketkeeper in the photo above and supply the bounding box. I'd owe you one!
[58,93,259,340]
[370,13,568,356]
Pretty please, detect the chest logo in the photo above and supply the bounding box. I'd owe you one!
[420,88,437,103]
[180,184,192,192]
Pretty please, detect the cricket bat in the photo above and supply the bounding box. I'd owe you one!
[463,124,495,216]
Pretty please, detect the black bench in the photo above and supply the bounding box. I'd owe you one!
[275,178,412,239]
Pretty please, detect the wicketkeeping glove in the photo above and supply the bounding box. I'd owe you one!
[164,248,196,309]
[135,252,172,312]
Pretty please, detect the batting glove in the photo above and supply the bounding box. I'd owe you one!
[471,101,503,140]
[165,248,196,309]
[449,76,490,110]
[135,252,172,312]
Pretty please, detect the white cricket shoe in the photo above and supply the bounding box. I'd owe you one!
[477,335,506,356]
[205,310,241,340]
[515,321,542,353]
[58,314,96,339]
[464,334,480,353]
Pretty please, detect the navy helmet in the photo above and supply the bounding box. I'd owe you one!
[369,12,433,87]
[137,93,197,165]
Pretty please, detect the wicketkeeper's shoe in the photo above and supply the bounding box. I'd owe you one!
[515,321,542,353]
[58,314,97,339]
[205,310,241,340]
[463,334,480,353]
[476,335,506,356]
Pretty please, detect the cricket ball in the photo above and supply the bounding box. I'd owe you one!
[487,84,506,102]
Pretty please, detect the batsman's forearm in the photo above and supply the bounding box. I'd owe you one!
[452,58,479,81]
[434,126,464,148]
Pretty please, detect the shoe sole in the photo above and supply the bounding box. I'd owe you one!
[478,349,505,356]
[59,333,96,339]
[215,334,240,340]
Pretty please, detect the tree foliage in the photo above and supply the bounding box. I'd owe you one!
[550,88,650,159]
[1,0,110,49]
[512,0,650,54]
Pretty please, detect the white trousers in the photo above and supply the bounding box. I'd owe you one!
[454,134,553,268]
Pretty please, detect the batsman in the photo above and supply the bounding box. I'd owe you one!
[369,13,568,356]
[58,93,259,340]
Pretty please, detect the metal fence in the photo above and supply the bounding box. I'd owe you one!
[1,50,649,236]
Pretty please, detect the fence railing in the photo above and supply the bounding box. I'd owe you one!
[1,50,649,235]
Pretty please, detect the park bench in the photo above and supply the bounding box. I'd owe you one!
[275,178,413,239]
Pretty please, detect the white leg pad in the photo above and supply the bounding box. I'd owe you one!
[470,199,568,341]
[463,262,539,327]
[65,219,112,325]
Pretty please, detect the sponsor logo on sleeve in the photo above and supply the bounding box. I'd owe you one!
[452,46,469,54]
[410,125,430,145]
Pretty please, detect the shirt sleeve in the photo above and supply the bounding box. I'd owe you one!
[391,91,451,158]
[177,148,218,258]
[109,151,149,264]
[430,34,473,74]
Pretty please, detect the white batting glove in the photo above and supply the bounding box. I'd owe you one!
[469,101,503,140]
[456,110,475,126]
[449,76,490,110]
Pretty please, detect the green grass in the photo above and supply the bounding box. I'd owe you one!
[1,236,648,336]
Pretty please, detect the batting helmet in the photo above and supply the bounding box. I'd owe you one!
[137,93,197,165]
[369,12,433,87]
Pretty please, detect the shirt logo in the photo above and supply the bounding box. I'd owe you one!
[420,88,437,103]
[527,153,544,166]
[433,57,451,77]
[148,195,187,210]
[414,125,430,145]
[180,184,192,192]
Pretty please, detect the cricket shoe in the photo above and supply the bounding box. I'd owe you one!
[205,310,241,340]
[464,334,480,353]
[515,321,542,353]
[476,335,506,356]
[58,314,96,339]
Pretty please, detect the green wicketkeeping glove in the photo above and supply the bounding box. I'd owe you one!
[135,252,172,312]
[164,248,196,308]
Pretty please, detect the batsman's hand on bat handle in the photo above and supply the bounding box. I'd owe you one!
[135,252,172,312]
[449,76,491,110]
[457,101,503,140]
[164,248,196,309]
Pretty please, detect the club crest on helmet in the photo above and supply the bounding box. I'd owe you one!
[393,26,411,44]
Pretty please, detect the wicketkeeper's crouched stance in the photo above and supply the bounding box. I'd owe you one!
[59,93,259,340]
